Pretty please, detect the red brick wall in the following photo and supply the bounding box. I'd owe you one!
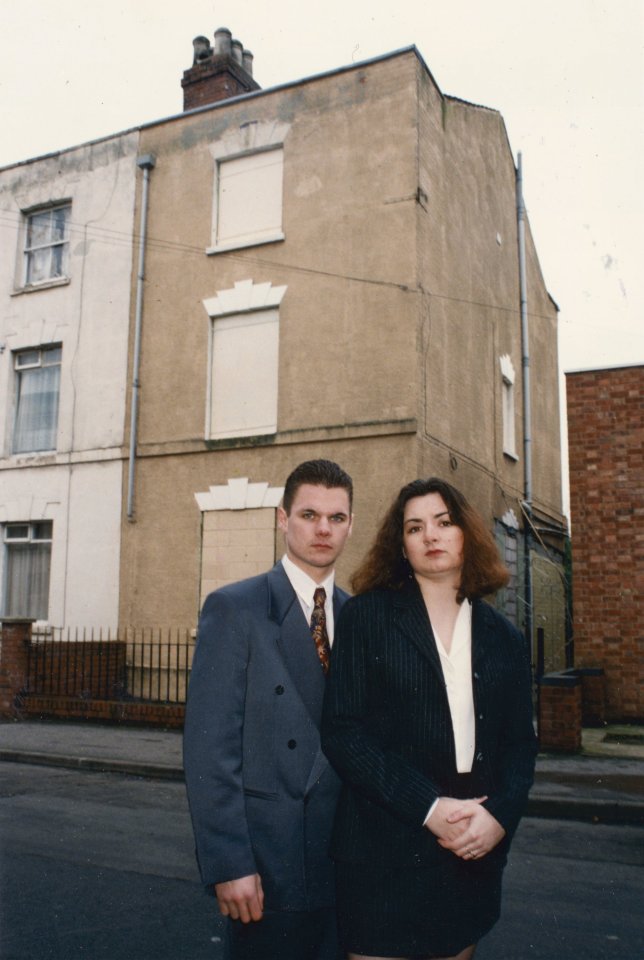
[28,641,126,699]
[181,58,259,111]
[539,676,582,752]
[23,695,185,728]
[566,365,643,720]
[0,620,32,718]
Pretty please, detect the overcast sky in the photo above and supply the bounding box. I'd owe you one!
[2,1,642,395]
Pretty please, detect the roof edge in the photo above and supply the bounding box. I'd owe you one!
[1,45,438,172]
[565,361,644,375]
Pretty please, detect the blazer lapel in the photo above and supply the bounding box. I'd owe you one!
[392,582,444,683]
[471,598,495,675]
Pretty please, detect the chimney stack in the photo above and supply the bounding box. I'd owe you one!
[182,27,260,111]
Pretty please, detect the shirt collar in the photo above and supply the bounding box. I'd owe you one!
[434,599,472,662]
[281,554,335,608]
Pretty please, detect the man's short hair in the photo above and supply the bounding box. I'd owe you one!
[282,459,353,514]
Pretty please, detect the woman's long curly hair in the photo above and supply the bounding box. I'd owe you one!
[351,477,510,602]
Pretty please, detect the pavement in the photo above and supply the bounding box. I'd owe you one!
[0,719,642,825]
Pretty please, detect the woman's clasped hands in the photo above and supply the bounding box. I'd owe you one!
[426,796,506,861]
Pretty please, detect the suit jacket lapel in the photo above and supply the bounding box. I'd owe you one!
[267,563,326,725]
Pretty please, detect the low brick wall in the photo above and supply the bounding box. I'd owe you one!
[2,621,192,728]
[23,695,185,728]
[574,667,606,727]
[538,672,582,752]
[0,619,34,719]
[28,640,127,699]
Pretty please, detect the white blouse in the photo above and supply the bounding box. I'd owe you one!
[433,599,476,774]
[424,600,476,825]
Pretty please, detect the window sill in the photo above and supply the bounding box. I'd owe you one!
[6,451,57,466]
[205,432,276,451]
[206,232,285,256]
[11,277,71,296]
[503,450,519,462]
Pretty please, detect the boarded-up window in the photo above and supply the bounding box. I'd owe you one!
[215,149,284,249]
[210,309,279,439]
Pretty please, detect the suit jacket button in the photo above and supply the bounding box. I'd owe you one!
[476,751,484,762]
[288,739,297,750]
[275,685,285,695]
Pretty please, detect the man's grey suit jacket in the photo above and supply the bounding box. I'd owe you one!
[184,562,349,912]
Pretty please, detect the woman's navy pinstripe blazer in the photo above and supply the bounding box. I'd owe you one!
[321,582,537,868]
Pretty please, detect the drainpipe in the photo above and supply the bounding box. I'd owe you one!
[127,154,156,521]
[516,152,533,654]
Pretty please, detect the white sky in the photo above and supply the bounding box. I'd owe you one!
[2,0,642,372]
[2,0,642,514]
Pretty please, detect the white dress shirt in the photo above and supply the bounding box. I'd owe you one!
[281,555,336,643]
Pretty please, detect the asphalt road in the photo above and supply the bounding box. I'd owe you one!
[0,762,642,960]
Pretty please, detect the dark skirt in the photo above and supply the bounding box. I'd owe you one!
[335,776,506,957]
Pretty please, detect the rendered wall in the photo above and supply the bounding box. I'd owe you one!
[0,133,139,628]
[119,50,564,631]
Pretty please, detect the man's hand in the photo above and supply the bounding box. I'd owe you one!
[437,801,506,860]
[214,873,264,923]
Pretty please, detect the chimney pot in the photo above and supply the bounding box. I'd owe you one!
[242,49,254,76]
[192,35,212,63]
[214,27,232,57]
[231,39,243,65]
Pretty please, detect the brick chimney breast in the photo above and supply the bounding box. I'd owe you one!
[182,26,260,111]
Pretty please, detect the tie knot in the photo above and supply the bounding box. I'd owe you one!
[313,587,326,608]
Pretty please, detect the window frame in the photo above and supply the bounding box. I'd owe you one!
[22,202,72,288]
[12,344,63,455]
[499,354,519,461]
[208,146,285,255]
[202,279,287,442]
[2,520,53,621]
[209,307,280,440]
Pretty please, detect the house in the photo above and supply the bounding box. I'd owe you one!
[1,29,566,676]
[566,363,643,720]
[118,29,566,667]
[0,132,140,629]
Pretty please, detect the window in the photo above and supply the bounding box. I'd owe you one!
[212,148,284,251]
[23,204,71,285]
[13,345,62,453]
[203,279,286,440]
[499,355,517,459]
[495,513,521,626]
[3,521,53,620]
[210,310,279,438]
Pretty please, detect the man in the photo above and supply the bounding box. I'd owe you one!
[184,459,353,960]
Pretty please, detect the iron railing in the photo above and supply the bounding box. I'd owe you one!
[26,627,196,704]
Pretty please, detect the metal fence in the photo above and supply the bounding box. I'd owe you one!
[26,628,196,704]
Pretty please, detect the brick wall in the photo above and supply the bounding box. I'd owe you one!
[0,620,33,718]
[22,695,185,728]
[181,58,259,111]
[539,673,582,752]
[28,640,127,699]
[566,365,643,720]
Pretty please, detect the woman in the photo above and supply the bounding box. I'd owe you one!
[322,478,537,960]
